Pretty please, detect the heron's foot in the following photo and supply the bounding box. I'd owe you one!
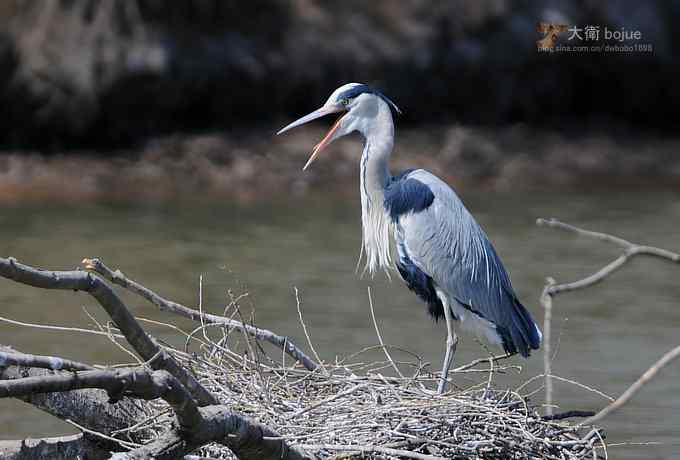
[436,376,451,395]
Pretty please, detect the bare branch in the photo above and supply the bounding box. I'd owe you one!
[537,217,679,295]
[581,345,680,426]
[451,352,512,373]
[367,286,405,380]
[82,257,319,372]
[293,286,326,374]
[536,218,634,249]
[0,350,93,371]
[0,256,216,406]
[0,361,314,460]
[0,346,146,438]
[540,280,554,416]
[0,368,201,432]
[537,218,680,420]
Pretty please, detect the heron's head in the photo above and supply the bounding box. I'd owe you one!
[277,83,401,170]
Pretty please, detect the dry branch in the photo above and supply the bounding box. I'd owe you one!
[0,257,313,460]
[0,345,147,439]
[537,217,680,422]
[82,258,319,372]
[581,345,680,426]
[0,350,92,371]
[0,366,312,460]
[0,256,216,407]
[0,368,201,432]
[537,217,679,295]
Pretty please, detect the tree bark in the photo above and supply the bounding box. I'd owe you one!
[0,346,146,438]
[0,434,110,460]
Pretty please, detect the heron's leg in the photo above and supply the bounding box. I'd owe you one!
[436,293,458,394]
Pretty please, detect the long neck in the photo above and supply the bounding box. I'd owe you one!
[359,103,394,275]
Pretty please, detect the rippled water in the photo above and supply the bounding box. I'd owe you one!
[1,187,679,459]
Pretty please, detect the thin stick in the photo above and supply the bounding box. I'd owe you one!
[367,286,405,380]
[288,383,369,419]
[540,279,554,416]
[581,345,680,426]
[0,314,124,339]
[537,218,679,296]
[451,353,512,372]
[300,443,446,460]
[83,258,319,372]
[517,374,614,402]
[65,419,141,450]
[293,287,326,375]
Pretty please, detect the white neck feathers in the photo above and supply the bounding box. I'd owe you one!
[356,100,395,275]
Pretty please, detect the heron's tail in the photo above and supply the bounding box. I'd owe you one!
[500,297,542,358]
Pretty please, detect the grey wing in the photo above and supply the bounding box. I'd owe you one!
[396,169,541,357]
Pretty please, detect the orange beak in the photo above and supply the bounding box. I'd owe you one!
[302,115,344,171]
[276,104,346,171]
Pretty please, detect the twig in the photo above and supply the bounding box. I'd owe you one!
[536,218,679,295]
[517,374,614,402]
[0,256,216,406]
[536,218,680,419]
[451,352,512,372]
[65,419,142,449]
[367,286,405,380]
[580,345,680,426]
[0,314,125,339]
[288,383,369,419]
[300,443,446,460]
[540,279,554,416]
[293,287,326,375]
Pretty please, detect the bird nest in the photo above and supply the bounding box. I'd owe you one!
[113,317,605,460]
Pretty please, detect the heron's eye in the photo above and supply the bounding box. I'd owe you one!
[340,98,350,106]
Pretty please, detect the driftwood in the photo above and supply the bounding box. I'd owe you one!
[0,219,677,458]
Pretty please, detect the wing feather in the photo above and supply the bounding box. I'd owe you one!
[396,169,541,357]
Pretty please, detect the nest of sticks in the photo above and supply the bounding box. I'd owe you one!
[112,314,605,460]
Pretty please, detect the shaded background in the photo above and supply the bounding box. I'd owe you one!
[0,0,679,200]
[0,1,679,459]
[1,0,680,146]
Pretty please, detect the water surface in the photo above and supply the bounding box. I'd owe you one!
[0,188,678,459]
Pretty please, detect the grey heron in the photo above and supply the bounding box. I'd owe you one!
[278,83,542,393]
